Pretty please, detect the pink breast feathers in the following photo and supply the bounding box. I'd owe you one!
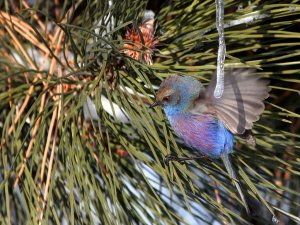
[170,113,221,157]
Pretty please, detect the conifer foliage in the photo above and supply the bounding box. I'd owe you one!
[0,0,300,224]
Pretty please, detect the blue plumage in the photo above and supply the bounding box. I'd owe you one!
[165,111,234,158]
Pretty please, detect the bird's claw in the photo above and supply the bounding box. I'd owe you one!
[164,154,208,166]
[164,154,184,165]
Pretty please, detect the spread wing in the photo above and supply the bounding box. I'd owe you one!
[192,69,270,134]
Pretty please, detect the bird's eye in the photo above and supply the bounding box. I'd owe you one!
[163,96,171,102]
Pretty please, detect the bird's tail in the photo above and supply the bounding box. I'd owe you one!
[221,153,250,215]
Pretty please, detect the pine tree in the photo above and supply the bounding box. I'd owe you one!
[0,0,300,224]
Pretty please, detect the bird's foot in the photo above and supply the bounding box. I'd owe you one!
[164,154,182,165]
[164,154,207,166]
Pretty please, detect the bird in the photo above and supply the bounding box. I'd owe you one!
[151,69,270,215]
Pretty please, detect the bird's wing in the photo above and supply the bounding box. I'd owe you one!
[192,69,270,134]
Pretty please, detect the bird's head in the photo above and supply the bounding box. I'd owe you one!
[151,75,204,113]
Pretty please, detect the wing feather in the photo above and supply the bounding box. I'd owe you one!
[192,69,270,134]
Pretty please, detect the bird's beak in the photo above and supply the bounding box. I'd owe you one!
[150,101,160,108]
